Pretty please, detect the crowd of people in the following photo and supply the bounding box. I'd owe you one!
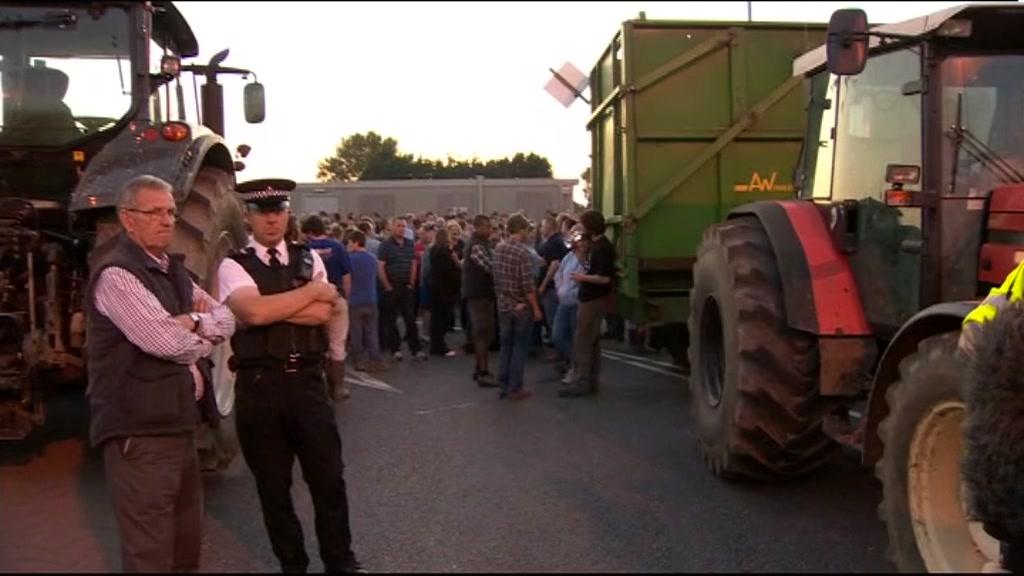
[288,204,617,400]
[84,174,618,574]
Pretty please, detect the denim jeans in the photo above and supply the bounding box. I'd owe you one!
[552,302,577,362]
[348,304,381,365]
[541,288,559,334]
[497,308,534,395]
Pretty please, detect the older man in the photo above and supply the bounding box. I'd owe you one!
[86,174,235,572]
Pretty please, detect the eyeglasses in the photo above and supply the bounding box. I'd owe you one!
[124,207,178,220]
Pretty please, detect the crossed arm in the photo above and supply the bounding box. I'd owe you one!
[225,279,337,327]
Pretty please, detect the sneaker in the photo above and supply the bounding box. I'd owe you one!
[414,351,428,361]
[444,350,457,357]
[507,388,532,401]
[561,368,578,385]
[393,351,404,361]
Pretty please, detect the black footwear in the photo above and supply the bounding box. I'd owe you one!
[559,385,594,398]
[475,371,499,388]
[339,560,368,574]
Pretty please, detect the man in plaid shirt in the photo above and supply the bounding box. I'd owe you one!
[492,214,543,400]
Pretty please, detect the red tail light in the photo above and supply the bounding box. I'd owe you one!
[141,127,159,142]
[160,122,190,142]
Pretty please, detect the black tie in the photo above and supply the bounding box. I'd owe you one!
[267,247,282,268]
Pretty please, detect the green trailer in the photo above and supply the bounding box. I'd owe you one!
[588,19,826,362]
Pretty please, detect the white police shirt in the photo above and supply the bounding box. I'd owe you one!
[218,237,329,305]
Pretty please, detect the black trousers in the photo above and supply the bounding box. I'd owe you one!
[382,285,421,354]
[235,364,356,573]
[430,300,454,355]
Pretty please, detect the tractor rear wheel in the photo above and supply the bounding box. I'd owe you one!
[876,331,999,572]
[170,166,247,472]
[687,216,838,479]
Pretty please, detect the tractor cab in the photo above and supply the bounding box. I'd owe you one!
[796,3,1024,334]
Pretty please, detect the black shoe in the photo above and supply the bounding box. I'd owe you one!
[559,385,593,398]
[340,560,368,574]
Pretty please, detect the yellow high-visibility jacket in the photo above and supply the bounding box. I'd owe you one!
[961,261,1024,356]
[965,261,1024,327]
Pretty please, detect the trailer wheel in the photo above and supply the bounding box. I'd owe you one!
[876,331,999,572]
[171,165,247,472]
[687,216,838,479]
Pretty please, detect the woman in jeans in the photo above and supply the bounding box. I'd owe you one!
[429,228,461,356]
[552,226,587,383]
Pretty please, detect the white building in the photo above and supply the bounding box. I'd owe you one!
[292,176,578,220]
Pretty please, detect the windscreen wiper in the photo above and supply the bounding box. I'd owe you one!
[947,125,1024,185]
[0,12,77,31]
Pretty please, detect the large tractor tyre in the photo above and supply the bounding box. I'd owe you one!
[170,166,247,472]
[687,216,839,480]
[876,331,1000,572]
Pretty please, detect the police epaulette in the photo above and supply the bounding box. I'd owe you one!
[228,246,258,261]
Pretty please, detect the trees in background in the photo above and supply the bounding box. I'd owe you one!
[317,131,553,182]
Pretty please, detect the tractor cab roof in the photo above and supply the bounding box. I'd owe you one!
[153,1,198,58]
[792,3,1024,77]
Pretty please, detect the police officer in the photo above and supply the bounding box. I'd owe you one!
[217,179,364,573]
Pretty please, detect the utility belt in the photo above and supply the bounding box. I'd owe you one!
[231,352,324,375]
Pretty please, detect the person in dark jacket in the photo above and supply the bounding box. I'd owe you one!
[462,215,499,386]
[86,175,235,572]
[429,228,461,356]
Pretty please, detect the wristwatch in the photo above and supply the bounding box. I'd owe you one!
[189,312,202,333]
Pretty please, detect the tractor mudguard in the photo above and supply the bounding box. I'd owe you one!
[729,201,876,397]
[69,125,233,213]
[861,301,975,466]
[729,200,871,337]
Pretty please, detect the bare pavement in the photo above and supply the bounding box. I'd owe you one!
[0,341,893,572]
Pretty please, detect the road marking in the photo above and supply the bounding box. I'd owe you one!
[347,371,403,394]
[601,348,683,371]
[414,402,478,416]
[601,353,686,378]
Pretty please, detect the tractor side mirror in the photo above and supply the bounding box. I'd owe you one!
[826,9,869,76]
[243,82,265,123]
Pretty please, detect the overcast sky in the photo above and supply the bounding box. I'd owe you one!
[174,1,971,200]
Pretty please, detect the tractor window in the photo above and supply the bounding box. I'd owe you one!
[0,6,132,146]
[799,71,839,200]
[832,48,922,209]
[941,55,1024,198]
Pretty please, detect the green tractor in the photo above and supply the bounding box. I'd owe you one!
[689,3,1024,571]
[0,1,263,471]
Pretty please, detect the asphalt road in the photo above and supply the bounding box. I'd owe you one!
[0,341,893,573]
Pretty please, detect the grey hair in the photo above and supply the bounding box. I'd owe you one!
[117,175,173,210]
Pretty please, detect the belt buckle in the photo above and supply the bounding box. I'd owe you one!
[285,352,300,374]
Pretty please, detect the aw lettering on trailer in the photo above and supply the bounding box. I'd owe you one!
[734,171,795,193]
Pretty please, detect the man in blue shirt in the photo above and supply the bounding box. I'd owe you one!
[301,214,352,401]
